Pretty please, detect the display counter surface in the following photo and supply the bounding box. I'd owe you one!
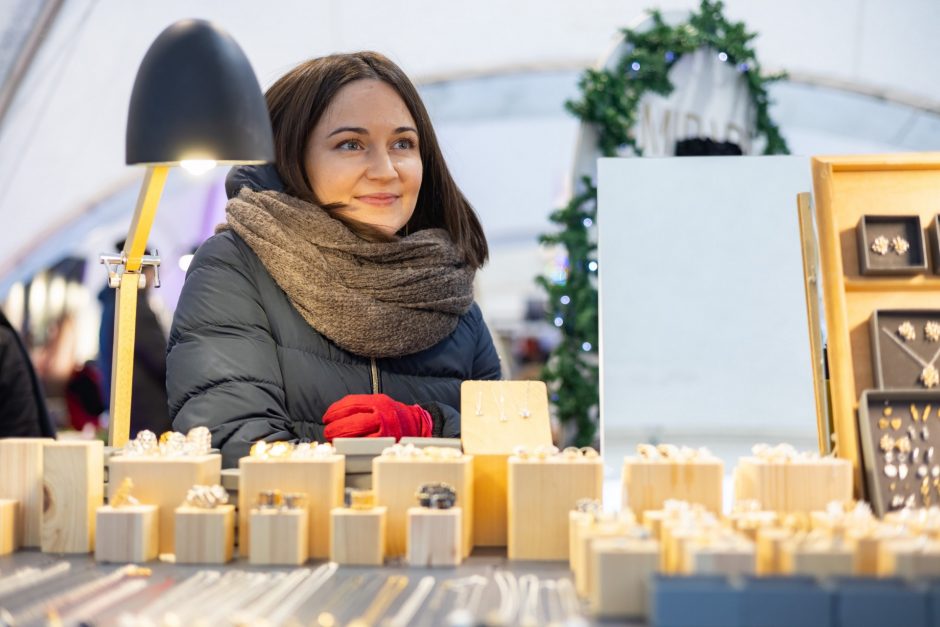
[0,550,638,627]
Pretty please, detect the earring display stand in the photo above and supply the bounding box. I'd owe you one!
[810,152,940,497]
[108,453,221,554]
[869,309,940,389]
[856,389,940,516]
[856,215,928,276]
[238,454,344,559]
[460,380,552,547]
[933,215,940,273]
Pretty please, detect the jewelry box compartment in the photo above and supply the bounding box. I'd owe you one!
[933,215,940,274]
[856,214,928,276]
[857,389,940,517]
[869,309,940,390]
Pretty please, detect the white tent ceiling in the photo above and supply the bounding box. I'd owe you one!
[1,0,939,300]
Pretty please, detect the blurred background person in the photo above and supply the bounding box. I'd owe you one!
[0,308,55,438]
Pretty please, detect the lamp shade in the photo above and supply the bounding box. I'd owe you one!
[126,19,274,165]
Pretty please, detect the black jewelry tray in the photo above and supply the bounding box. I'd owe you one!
[857,389,940,517]
[933,215,940,275]
[856,215,928,276]
[870,309,940,390]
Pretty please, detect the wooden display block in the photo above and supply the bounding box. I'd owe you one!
[683,539,756,576]
[590,537,659,619]
[108,454,221,554]
[574,519,633,597]
[330,506,386,566]
[662,527,699,574]
[569,510,593,568]
[42,441,104,553]
[373,455,473,558]
[642,509,668,540]
[508,457,603,561]
[238,455,344,559]
[332,437,395,456]
[810,153,940,495]
[174,505,234,564]
[621,458,723,516]
[471,454,507,546]
[756,527,792,575]
[780,540,855,577]
[728,510,778,541]
[406,507,462,567]
[0,438,53,547]
[879,539,940,578]
[95,504,158,563]
[733,458,852,513]
[0,499,18,555]
[249,508,308,566]
[460,380,553,548]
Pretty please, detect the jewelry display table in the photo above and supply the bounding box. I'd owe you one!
[0,549,631,627]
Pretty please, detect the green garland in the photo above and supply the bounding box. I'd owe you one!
[538,0,789,446]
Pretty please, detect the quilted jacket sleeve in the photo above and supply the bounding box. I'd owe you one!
[166,231,294,467]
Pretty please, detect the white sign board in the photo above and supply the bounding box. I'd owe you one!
[597,156,816,450]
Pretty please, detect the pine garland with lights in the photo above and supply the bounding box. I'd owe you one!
[539,0,789,446]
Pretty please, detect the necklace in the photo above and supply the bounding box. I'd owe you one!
[348,575,409,627]
[386,576,435,627]
[491,384,508,422]
[881,327,940,388]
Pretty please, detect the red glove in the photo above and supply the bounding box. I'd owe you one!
[322,394,433,441]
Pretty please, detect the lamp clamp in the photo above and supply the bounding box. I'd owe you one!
[99,250,161,289]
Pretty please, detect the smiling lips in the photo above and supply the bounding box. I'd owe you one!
[355,193,400,206]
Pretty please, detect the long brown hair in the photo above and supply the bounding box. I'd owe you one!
[264,52,488,269]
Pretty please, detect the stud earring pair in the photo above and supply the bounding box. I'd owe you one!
[898,321,940,342]
[871,235,910,256]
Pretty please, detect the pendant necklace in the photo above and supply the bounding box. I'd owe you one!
[881,326,940,388]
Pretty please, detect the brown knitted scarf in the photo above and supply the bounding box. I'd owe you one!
[223,189,475,358]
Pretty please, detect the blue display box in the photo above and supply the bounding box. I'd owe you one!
[834,577,928,627]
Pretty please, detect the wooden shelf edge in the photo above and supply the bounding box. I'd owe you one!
[844,278,940,292]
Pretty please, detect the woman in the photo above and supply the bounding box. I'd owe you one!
[167,52,501,467]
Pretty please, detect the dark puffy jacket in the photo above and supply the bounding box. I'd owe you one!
[0,310,55,438]
[166,167,501,467]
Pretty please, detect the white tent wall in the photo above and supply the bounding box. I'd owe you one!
[1,0,939,316]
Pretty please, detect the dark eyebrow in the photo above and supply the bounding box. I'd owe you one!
[327,126,368,137]
[326,126,418,137]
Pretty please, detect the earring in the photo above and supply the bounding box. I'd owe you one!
[899,321,917,341]
[871,235,890,255]
[926,321,940,343]
[891,236,911,255]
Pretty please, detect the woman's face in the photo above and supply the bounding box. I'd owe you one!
[305,79,422,236]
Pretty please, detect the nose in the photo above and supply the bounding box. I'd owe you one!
[366,147,397,181]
